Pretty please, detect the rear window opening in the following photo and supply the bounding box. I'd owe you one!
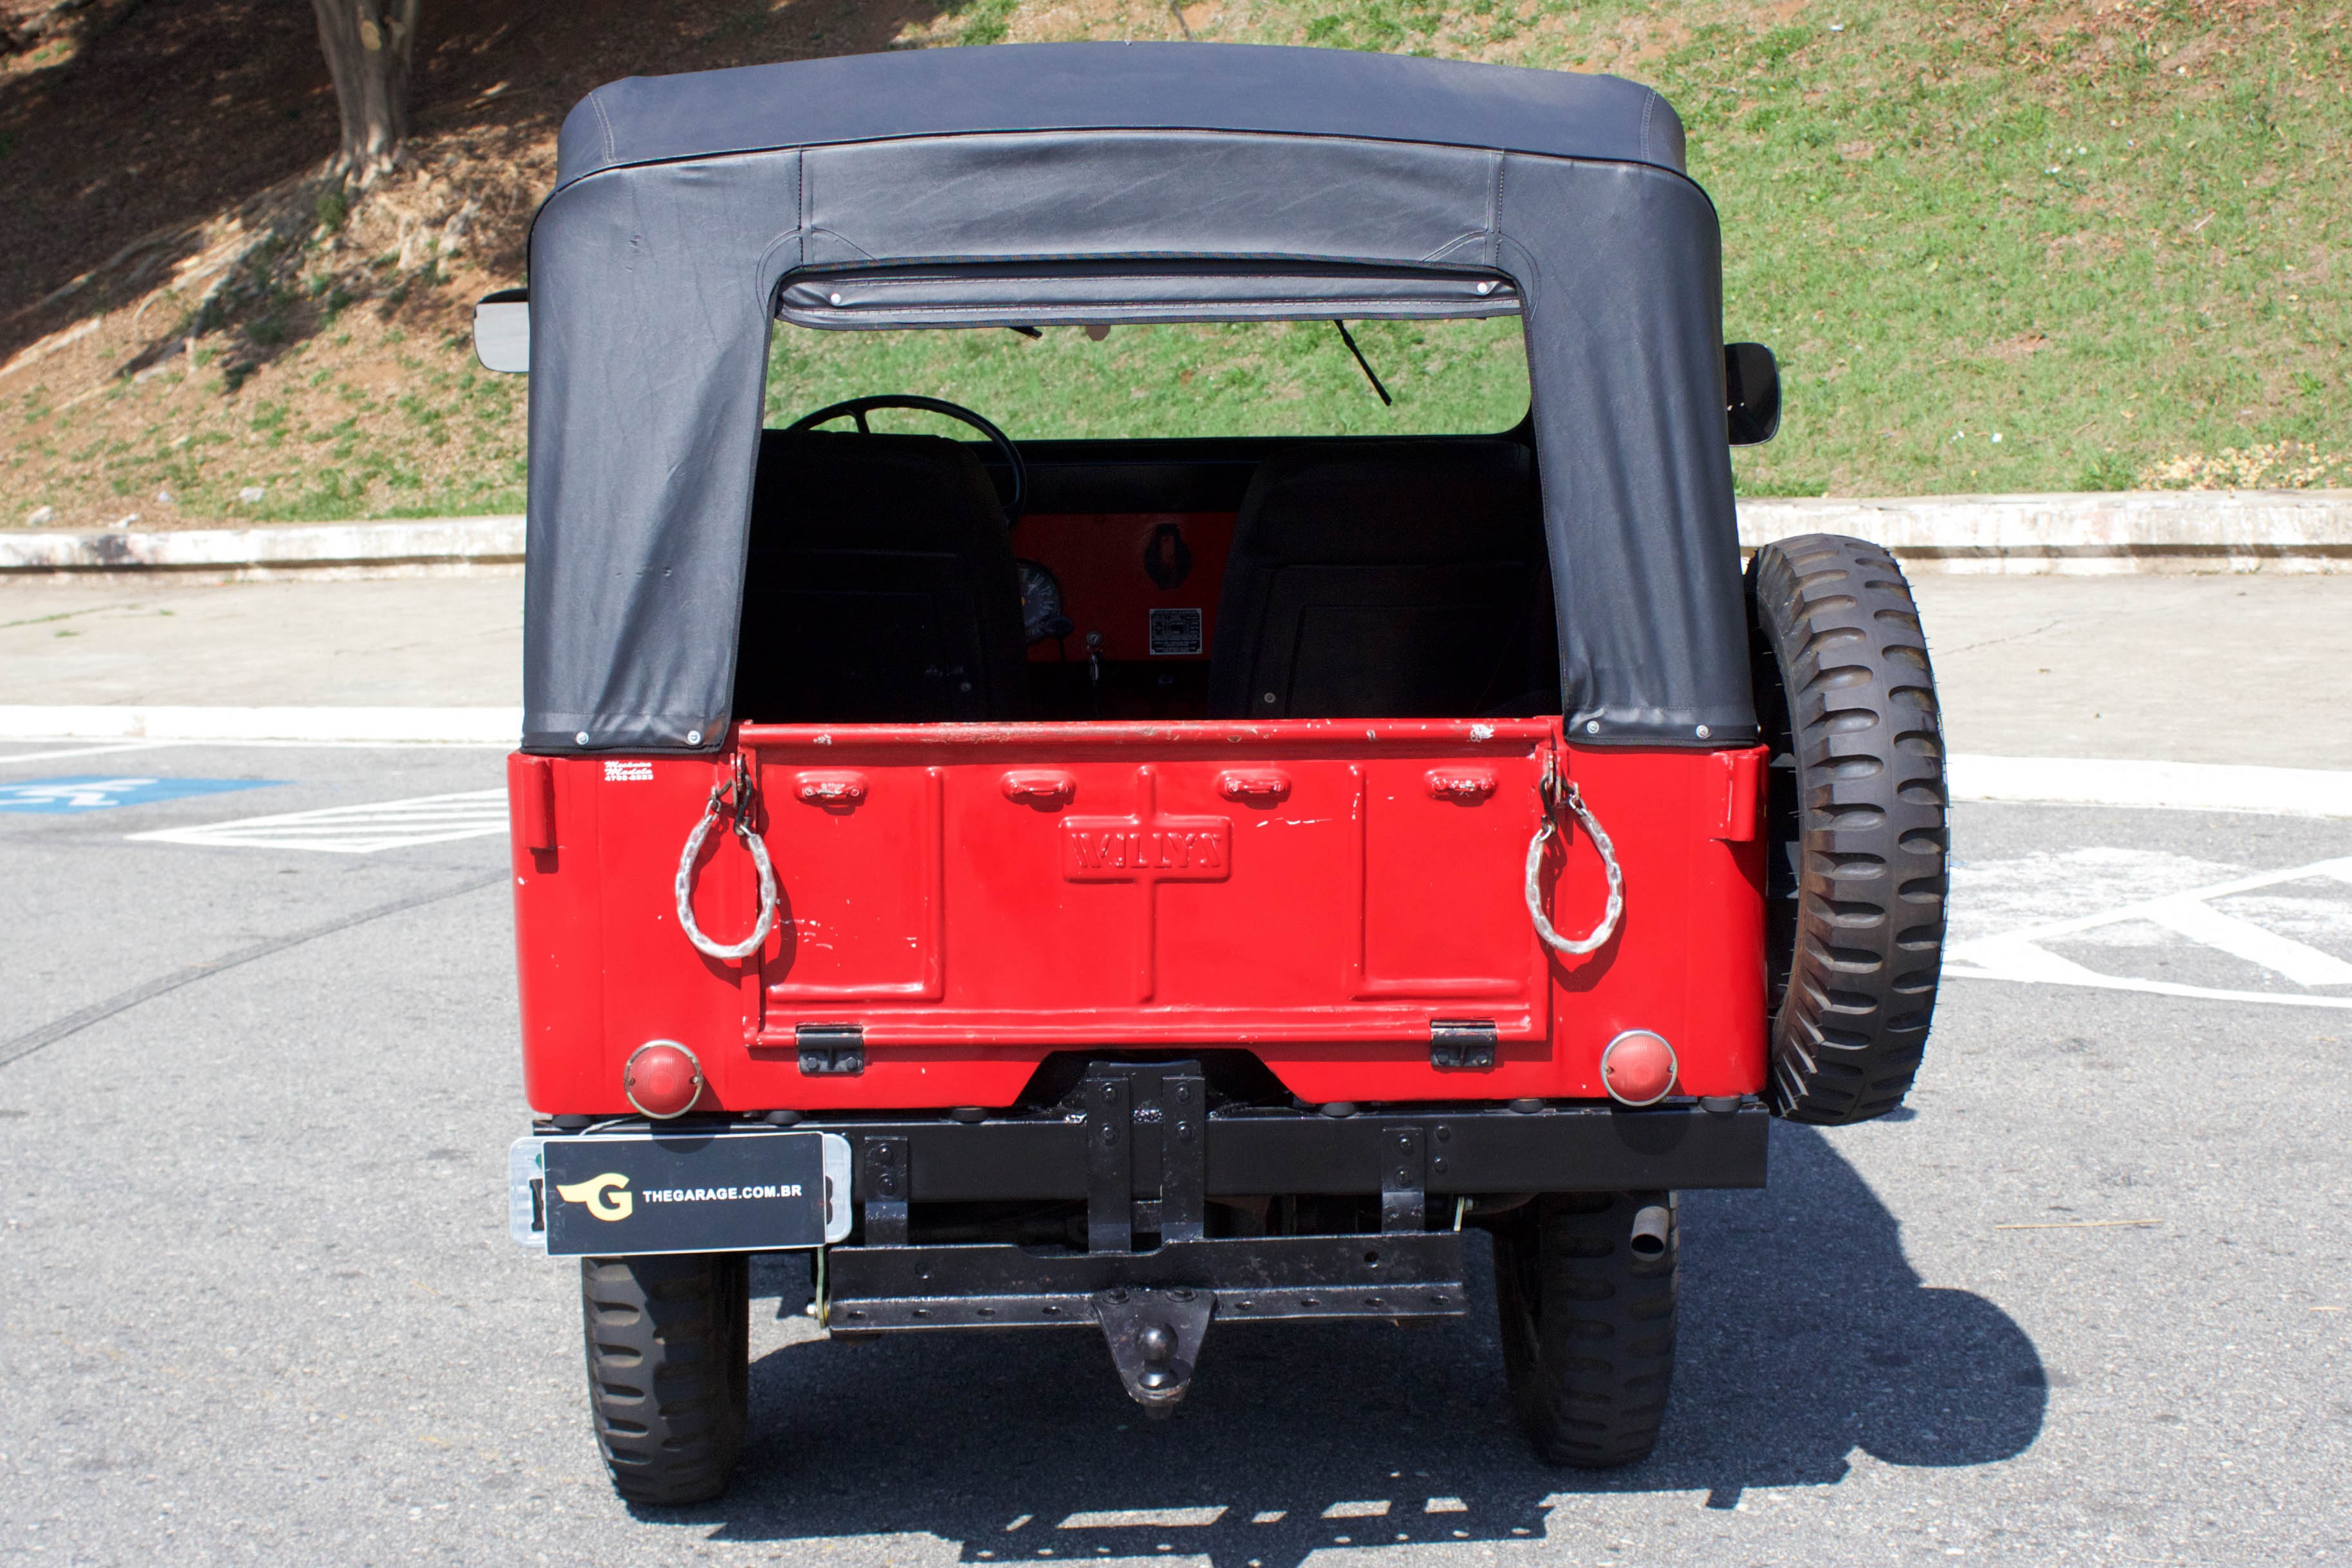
[736,315,1559,728]
[763,316,1530,441]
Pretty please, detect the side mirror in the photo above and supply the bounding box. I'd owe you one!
[1725,342,1779,445]
[474,288,530,374]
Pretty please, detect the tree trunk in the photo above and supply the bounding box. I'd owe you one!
[310,0,420,180]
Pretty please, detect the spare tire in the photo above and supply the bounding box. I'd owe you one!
[1745,535,1948,1123]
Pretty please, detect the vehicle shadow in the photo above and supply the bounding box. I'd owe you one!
[683,1121,2042,1559]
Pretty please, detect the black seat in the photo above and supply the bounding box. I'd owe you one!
[734,430,1029,723]
[1207,440,1553,719]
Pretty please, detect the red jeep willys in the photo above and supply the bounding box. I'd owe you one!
[489,42,1947,1504]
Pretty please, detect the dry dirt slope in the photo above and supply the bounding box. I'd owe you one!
[1,0,2346,528]
[0,0,965,529]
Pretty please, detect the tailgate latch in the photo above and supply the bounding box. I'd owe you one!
[796,1023,866,1076]
[1429,1019,1498,1071]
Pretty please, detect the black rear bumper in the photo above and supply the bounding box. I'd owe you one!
[828,1231,1472,1332]
[799,1094,1768,1213]
[535,1078,1765,1399]
[810,1085,1761,1394]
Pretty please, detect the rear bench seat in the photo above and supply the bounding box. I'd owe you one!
[734,430,1031,723]
[1206,439,1555,719]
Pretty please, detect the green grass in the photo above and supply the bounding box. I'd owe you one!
[8,0,2345,526]
[1628,1,2352,495]
[8,343,532,526]
[766,318,1530,439]
[772,0,2352,495]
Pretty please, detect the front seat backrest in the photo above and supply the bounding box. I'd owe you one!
[1208,440,1548,719]
[734,430,1029,723]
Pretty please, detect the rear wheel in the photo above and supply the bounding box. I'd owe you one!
[581,1252,750,1505]
[1492,1192,1678,1467]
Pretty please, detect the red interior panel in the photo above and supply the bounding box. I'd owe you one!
[1014,512,1237,662]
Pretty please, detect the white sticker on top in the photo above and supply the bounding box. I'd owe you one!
[604,761,654,782]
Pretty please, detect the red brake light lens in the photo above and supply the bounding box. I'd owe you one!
[1599,1029,1677,1107]
[623,1041,703,1119]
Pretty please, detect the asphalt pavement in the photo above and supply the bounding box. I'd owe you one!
[2,568,2348,1565]
[1,733,2346,1567]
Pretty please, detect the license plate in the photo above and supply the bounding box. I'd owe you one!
[509,1129,851,1256]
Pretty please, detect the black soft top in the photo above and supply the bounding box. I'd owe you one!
[523,43,1755,754]
[555,42,1687,184]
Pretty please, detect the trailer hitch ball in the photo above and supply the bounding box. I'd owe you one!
[1095,1286,1214,1414]
[1136,1324,1178,1390]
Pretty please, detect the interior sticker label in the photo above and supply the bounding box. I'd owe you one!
[1148,607,1203,656]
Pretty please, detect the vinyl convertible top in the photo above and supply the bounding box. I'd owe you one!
[553,42,1687,183]
[523,42,1757,752]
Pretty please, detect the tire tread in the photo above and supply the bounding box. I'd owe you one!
[1748,534,1948,1125]
[1494,1192,1678,1468]
[580,1253,749,1506]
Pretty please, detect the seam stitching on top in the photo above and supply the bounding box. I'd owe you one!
[1490,154,1505,266]
[591,90,616,164]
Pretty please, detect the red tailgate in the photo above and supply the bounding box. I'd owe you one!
[739,719,1553,1046]
[509,723,1768,1114]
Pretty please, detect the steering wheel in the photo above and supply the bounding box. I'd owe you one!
[782,394,1025,525]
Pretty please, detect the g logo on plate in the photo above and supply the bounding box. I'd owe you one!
[555,1172,633,1221]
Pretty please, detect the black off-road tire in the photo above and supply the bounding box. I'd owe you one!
[581,1252,750,1506]
[1492,1192,1678,1468]
[1746,534,1948,1124]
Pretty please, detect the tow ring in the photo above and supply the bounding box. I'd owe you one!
[676,755,778,962]
[1524,764,1624,957]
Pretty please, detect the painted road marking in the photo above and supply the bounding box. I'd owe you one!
[1947,755,2352,818]
[0,705,519,746]
[1947,853,2352,1010]
[0,776,279,813]
[129,788,508,854]
[0,741,180,769]
[2139,897,2352,987]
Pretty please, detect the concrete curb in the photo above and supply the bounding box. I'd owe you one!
[0,516,523,580]
[1738,490,2352,575]
[3,492,2350,579]
[4,708,2348,816]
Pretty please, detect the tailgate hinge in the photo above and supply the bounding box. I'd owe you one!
[1429,1019,1498,1071]
[797,1022,865,1076]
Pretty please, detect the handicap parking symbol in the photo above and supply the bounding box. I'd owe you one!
[0,776,281,813]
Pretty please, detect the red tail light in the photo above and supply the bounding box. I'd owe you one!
[624,1041,703,1119]
[1600,1029,1677,1107]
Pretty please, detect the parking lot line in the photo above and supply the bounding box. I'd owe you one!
[0,741,180,768]
[1947,754,2352,818]
[127,788,510,854]
[1946,853,2352,1008]
[2140,898,2352,986]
